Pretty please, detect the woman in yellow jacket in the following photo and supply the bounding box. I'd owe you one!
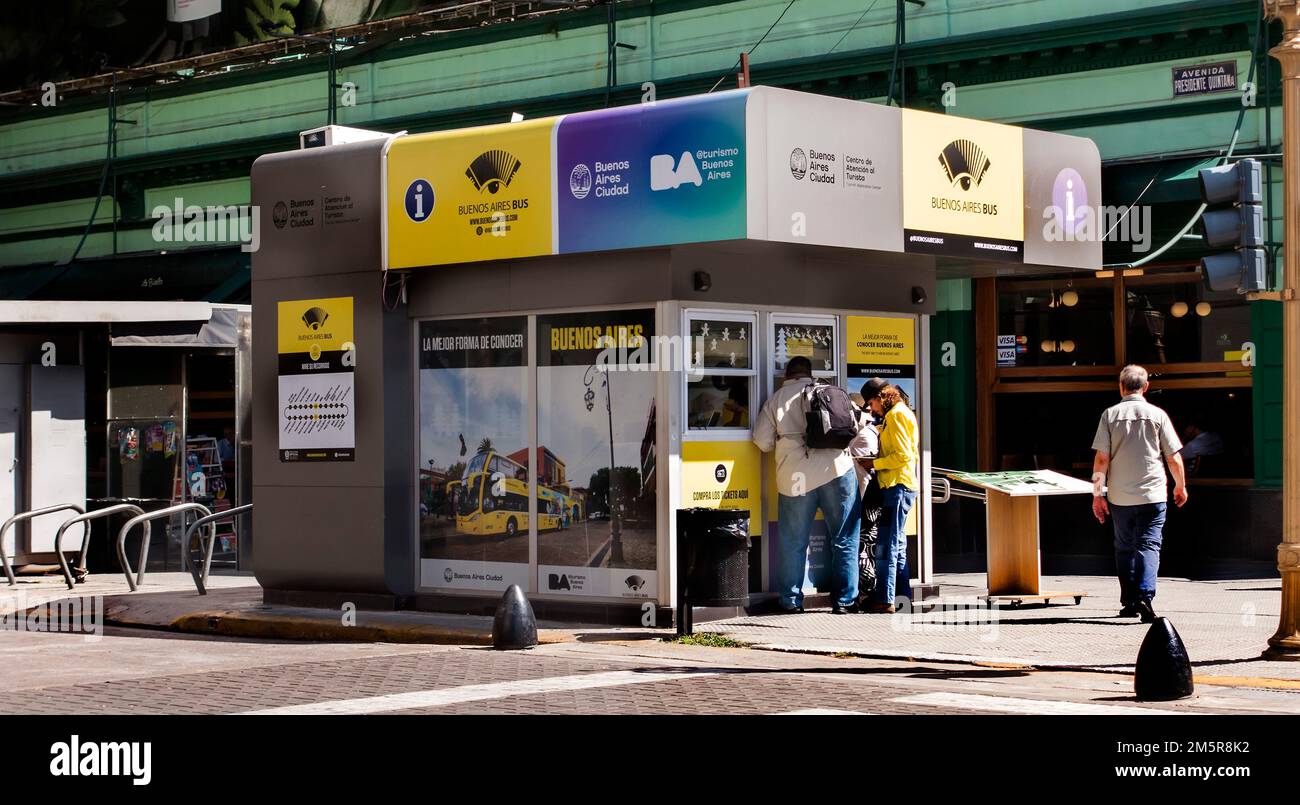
[856,384,919,613]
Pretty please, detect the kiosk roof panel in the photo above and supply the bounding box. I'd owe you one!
[381,87,1102,275]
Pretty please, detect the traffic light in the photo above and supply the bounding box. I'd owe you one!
[1197,158,1266,293]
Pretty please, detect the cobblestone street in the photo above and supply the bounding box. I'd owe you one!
[3,622,1298,716]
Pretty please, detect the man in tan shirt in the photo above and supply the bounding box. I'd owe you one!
[1091,364,1188,623]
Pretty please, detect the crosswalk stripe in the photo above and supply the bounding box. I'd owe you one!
[242,670,719,715]
[889,692,1176,715]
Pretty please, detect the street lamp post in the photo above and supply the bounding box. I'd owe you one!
[585,364,624,566]
[1262,0,1300,658]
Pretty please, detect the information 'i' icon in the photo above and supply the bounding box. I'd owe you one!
[405,179,433,222]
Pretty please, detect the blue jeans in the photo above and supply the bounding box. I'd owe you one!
[776,469,861,609]
[1111,501,1166,606]
[873,485,916,605]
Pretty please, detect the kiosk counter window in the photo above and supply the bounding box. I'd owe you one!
[685,311,756,433]
[771,315,838,386]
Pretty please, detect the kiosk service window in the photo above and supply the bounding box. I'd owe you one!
[684,311,757,435]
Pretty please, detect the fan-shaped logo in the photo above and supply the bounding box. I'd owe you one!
[272,201,288,229]
[301,307,329,331]
[465,149,522,194]
[789,148,808,180]
[569,163,592,199]
[624,575,646,591]
[938,139,992,191]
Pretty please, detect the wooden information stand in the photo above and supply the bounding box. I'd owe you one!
[945,470,1095,608]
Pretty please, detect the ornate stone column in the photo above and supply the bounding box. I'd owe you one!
[1264,0,1300,657]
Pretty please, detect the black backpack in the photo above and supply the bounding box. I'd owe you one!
[804,381,859,450]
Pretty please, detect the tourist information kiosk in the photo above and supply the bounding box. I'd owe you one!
[250,86,1102,622]
[943,469,1097,607]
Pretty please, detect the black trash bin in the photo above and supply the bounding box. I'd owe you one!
[676,507,750,634]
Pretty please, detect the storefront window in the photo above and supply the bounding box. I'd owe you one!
[108,352,183,502]
[536,309,658,599]
[987,268,1255,481]
[417,316,530,592]
[996,281,1113,367]
[995,388,1252,479]
[1123,274,1251,365]
[686,311,757,432]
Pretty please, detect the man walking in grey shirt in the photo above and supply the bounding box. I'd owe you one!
[1091,365,1188,622]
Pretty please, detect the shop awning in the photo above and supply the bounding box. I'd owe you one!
[109,305,248,348]
[0,300,214,324]
[0,300,249,348]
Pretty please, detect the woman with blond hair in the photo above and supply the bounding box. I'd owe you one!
[856,384,919,613]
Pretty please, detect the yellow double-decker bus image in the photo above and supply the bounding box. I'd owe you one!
[448,450,582,538]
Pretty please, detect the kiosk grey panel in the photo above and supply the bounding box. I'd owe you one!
[252,139,385,282]
[251,138,413,596]
[25,365,85,554]
[0,365,19,560]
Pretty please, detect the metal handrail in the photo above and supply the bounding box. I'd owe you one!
[53,504,148,590]
[931,477,951,504]
[1,504,87,586]
[183,504,251,595]
[116,503,211,592]
[930,468,988,502]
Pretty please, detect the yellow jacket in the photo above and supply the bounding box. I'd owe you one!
[875,403,918,491]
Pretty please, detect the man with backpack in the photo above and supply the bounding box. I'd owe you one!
[753,356,862,614]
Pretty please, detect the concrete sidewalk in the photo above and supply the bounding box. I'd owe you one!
[5,570,1299,687]
[698,573,1300,686]
[1,572,638,645]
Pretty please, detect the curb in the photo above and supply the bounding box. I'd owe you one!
[745,642,1300,691]
[107,609,572,646]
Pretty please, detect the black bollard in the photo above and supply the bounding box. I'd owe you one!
[492,584,538,650]
[1134,616,1194,701]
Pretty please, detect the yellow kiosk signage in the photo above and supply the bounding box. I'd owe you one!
[386,118,556,269]
[277,296,356,462]
[846,315,914,366]
[682,442,762,536]
[901,108,1025,261]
